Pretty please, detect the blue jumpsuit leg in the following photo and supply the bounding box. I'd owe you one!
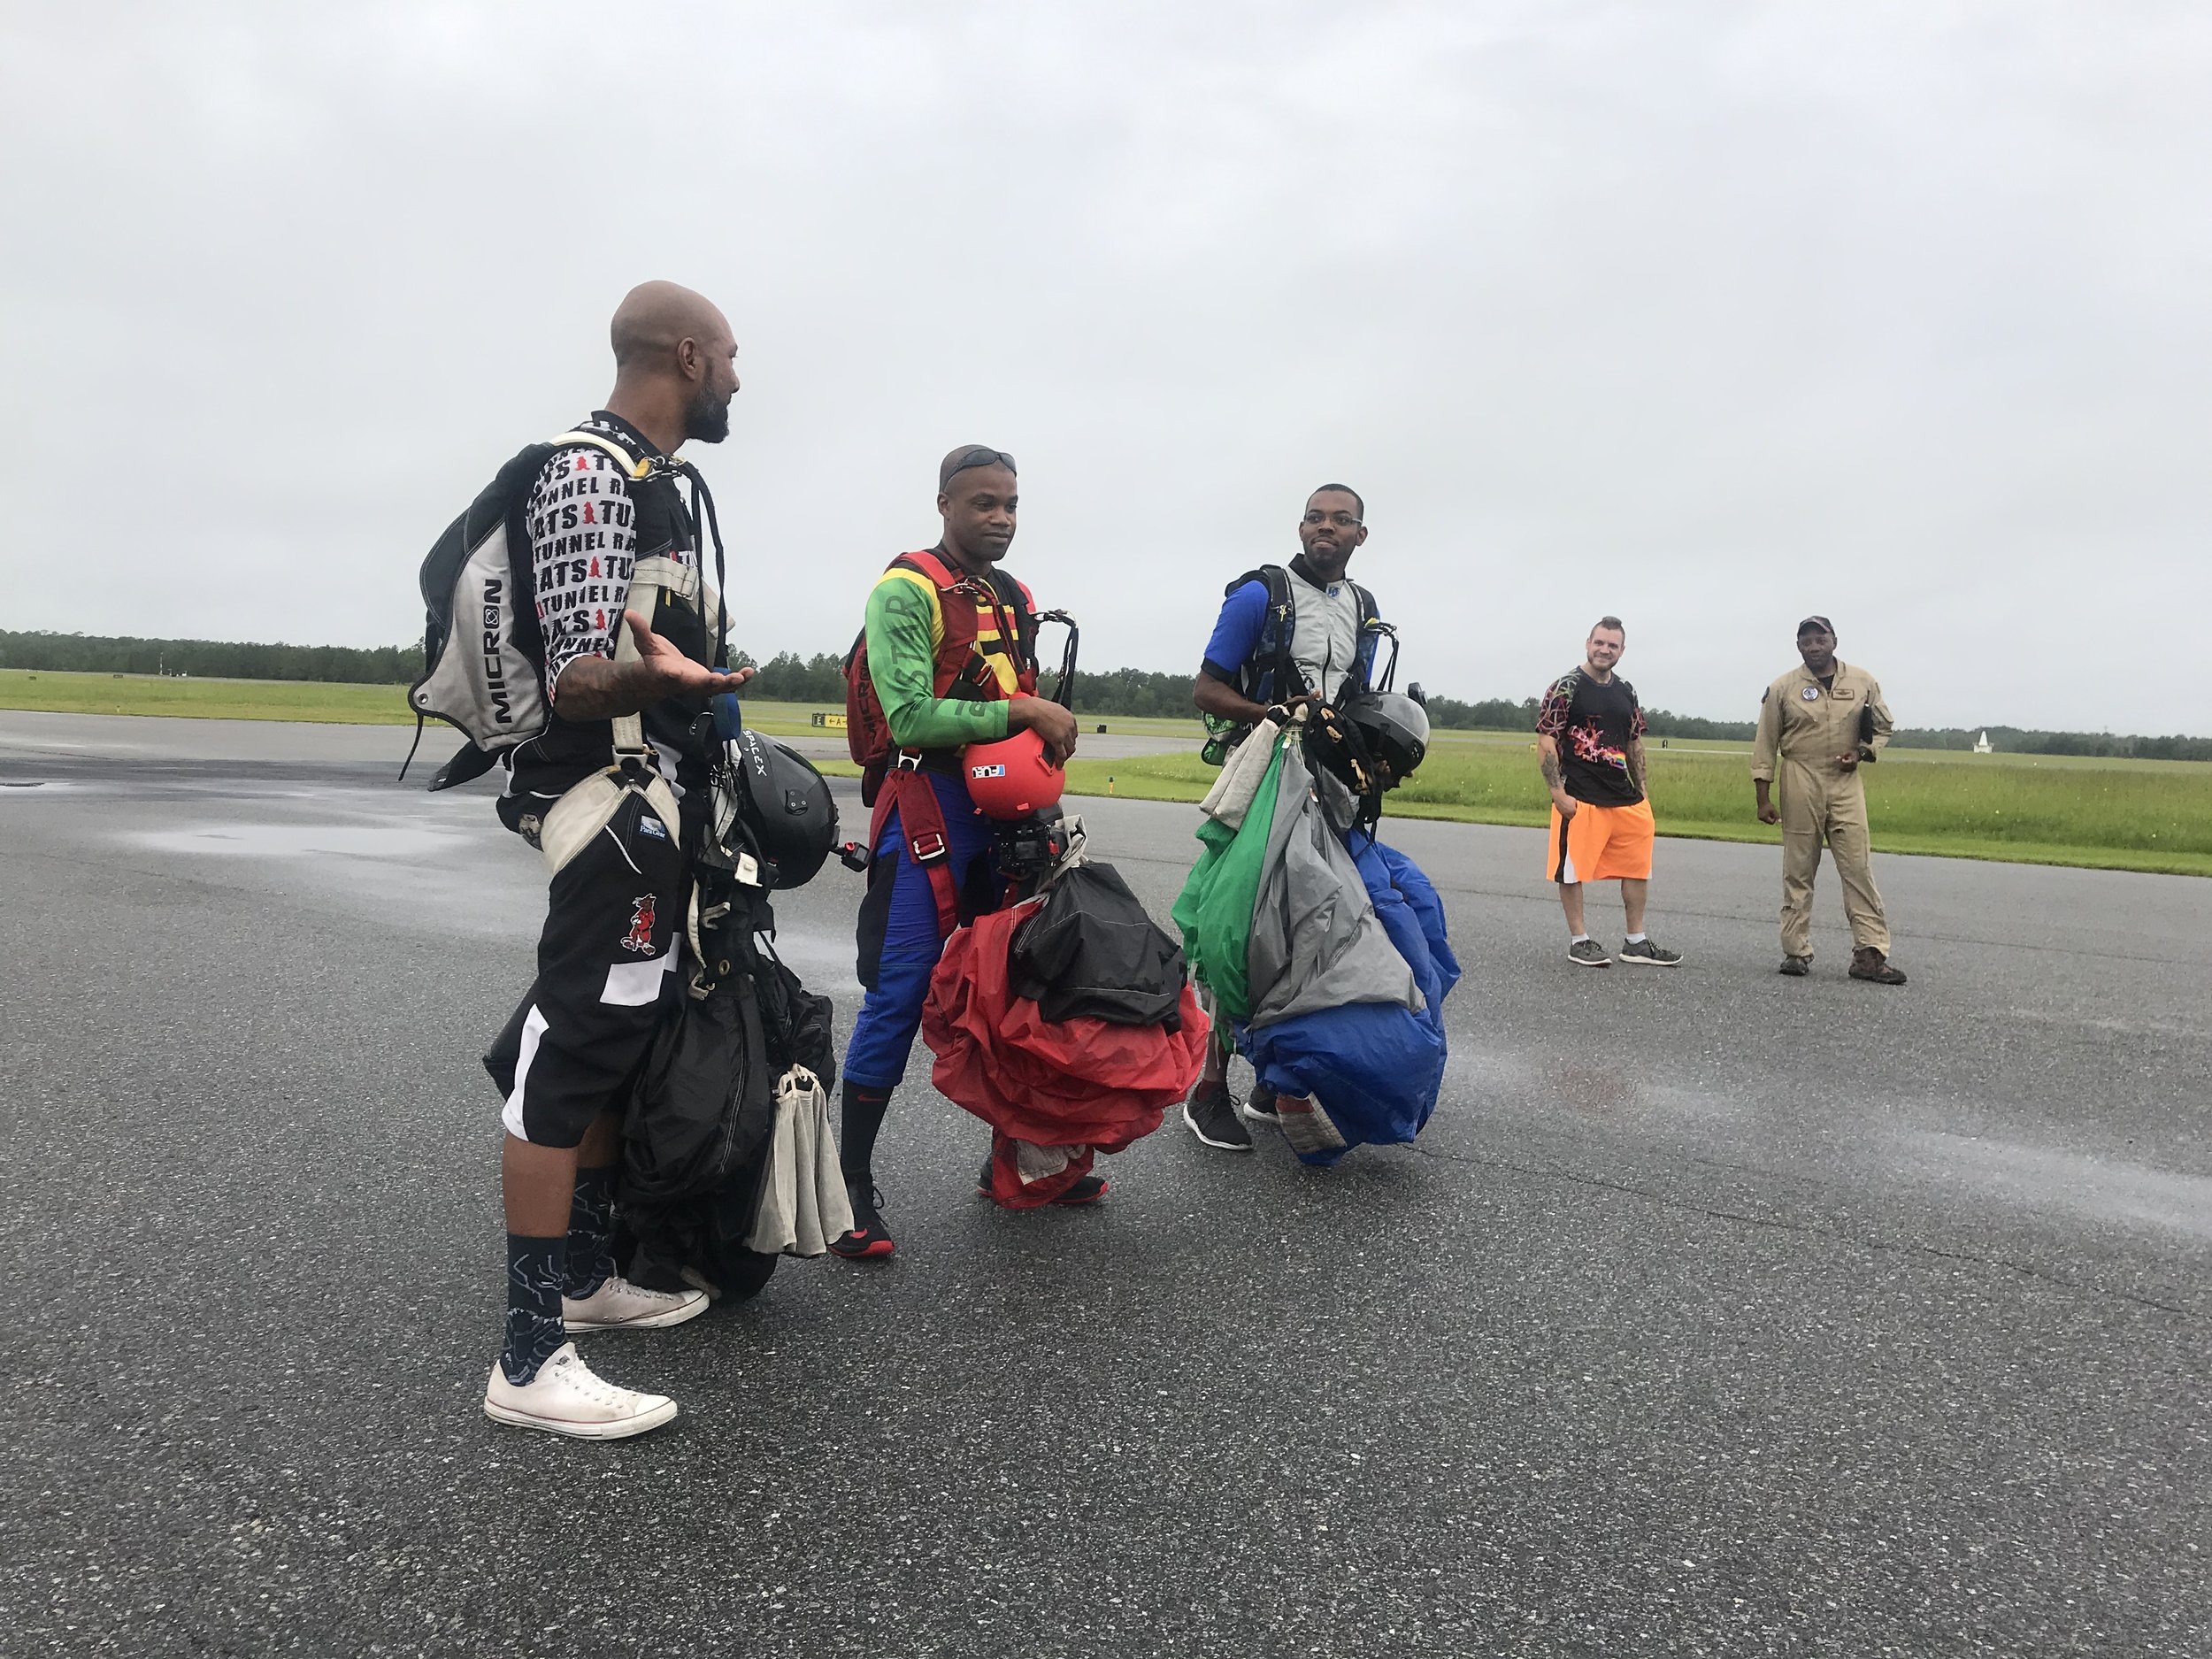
[842,772,995,1092]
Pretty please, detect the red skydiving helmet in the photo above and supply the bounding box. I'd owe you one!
[963,728,1064,821]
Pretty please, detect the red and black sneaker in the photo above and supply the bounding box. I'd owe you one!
[978,1159,1109,1206]
[828,1181,895,1260]
[1052,1174,1108,1206]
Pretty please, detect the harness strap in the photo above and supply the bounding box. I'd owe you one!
[609,600,649,760]
[605,554,705,758]
[867,765,962,941]
[536,764,681,878]
[546,429,656,480]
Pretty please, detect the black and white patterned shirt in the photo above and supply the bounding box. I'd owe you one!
[522,413,697,696]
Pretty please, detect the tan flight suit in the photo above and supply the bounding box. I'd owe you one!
[1750,660,1893,959]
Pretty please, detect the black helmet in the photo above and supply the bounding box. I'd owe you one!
[726,730,838,888]
[1340,691,1430,787]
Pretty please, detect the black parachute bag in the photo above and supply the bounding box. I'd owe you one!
[614,880,780,1301]
[614,741,840,1304]
[1009,861,1187,1028]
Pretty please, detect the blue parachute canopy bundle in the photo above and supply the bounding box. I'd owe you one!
[1171,718,1462,1165]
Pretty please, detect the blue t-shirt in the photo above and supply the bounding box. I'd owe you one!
[1200,580,1271,685]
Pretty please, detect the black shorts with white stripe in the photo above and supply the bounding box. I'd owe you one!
[484,791,686,1148]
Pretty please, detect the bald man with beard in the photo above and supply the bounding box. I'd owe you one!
[479,281,756,1439]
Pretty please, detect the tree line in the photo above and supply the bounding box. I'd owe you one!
[625,651,2212,758]
[1,630,418,685]
[7,631,2205,758]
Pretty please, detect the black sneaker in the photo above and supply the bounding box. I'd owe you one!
[1778,955,1811,977]
[1182,1081,1254,1151]
[1052,1174,1108,1205]
[1240,1083,1280,1126]
[828,1181,895,1259]
[1566,939,1611,968]
[1617,938,1682,966]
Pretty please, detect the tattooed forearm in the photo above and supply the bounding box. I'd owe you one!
[1539,744,1563,792]
[1626,738,1645,795]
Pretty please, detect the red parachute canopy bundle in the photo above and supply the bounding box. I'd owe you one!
[923,894,1209,1209]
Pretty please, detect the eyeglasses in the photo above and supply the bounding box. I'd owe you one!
[1302,510,1362,527]
[941,447,1017,487]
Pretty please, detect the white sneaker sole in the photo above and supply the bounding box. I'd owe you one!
[483,1396,680,1440]
[1239,1103,1280,1126]
[1182,1101,1254,1152]
[1566,951,1611,967]
[1616,952,1681,967]
[565,1292,711,1333]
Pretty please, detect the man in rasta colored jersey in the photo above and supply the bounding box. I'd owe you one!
[830,446,1081,1258]
[1536,617,1683,968]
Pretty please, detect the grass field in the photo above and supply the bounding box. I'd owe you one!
[6,670,2207,875]
[1064,735,2212,876]
[0,668,424,724]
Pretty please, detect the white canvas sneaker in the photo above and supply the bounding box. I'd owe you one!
[483,1342,679,1440]
[563,1275,710,1333]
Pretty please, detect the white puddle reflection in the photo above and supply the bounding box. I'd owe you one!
[1887,1131,2212,1238]
[132,823,462,860]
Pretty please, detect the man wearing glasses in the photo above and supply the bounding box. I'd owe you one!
[1182,483,1386,1151]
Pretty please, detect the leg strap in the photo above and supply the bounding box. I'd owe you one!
[537,764,681,878]
[868,764,962,941]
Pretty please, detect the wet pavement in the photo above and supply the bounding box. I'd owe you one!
[2,718,2207,1656]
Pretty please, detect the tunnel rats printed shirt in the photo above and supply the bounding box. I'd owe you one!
[1536,667,1647,807]
[506,412,709,803]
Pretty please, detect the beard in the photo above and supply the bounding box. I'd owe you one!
[683,384,732,444]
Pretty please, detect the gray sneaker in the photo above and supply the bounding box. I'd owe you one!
[1617,938,1682,966]
[1566,939,1611,968]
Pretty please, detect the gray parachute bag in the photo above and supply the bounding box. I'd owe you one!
[403,429,648,779]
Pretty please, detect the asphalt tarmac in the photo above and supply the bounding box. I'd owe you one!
[3,714,2207,1657]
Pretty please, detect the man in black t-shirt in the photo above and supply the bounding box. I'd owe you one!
[1534,617,1683,968]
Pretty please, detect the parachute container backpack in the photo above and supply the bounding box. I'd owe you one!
[403,428,656,778]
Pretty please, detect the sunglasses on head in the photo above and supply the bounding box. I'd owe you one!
[942,447,1017,486]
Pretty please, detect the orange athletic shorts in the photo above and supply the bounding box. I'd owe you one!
[1545,797,1655,883]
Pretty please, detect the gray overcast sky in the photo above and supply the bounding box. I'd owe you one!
[4,2,2208,731]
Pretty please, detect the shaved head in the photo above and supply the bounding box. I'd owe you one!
[603,280,740,448]
[611,280,731,371]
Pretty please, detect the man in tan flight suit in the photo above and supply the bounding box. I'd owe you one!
[1750,616,1908,984]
